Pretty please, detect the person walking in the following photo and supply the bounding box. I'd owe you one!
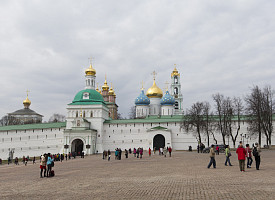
[168,147,172,157]
[236,141,246,172]
[149,147,151,156]
[108,150,111,161]
[163,147,167,157]
[136,148,140,158]
[216,145,220,155]
[125,149,128,159]
[40,155,46,178]
[246,144,253,168]
[33,156,36,164]
[253,143,261,170]
[207,145,216,168]
[139,148,143,159]
[224,145,232,166]
[133,148,136,157]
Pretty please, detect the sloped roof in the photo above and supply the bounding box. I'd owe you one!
[8,108,43,117]
[0,122,66,131]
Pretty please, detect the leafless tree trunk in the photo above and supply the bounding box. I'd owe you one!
[202,102,215,147]
[232,97,244,148]
[184,102,205,144]
[245,85,274,147]
[49,113,66,123]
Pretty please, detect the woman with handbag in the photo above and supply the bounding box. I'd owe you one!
[225,145,233,166]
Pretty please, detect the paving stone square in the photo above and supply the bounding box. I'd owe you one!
[1,150,275,200]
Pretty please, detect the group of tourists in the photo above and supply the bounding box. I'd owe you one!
[197,143,206,153]
[40,153,54,178]
[208,141,261,171]
[102,147,173,161]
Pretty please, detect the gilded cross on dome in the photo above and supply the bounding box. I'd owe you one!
[165,81,169,91]
[151,71,157,80]
[26,89,30,97]
[141,81,144,90]
[88,57,93,65]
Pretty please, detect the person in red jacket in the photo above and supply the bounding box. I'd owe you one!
[168,147,172,157]
[236,141,246,172]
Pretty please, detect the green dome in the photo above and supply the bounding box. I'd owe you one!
[72,89,104,103]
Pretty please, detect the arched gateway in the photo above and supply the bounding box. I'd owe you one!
[71,139,84,156]
[153,134,165,150]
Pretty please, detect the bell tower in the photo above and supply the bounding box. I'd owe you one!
[170,64,183,115]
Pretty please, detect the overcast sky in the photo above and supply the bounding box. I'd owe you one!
[0,0,275,121]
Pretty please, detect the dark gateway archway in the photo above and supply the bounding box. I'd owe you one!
[71,139,84,156]
[153,134,165,150]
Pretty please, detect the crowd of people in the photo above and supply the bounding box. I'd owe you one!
[207,141,262,171]
[102,147,173,161]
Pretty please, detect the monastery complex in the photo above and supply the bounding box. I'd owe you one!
[0,62,274,159]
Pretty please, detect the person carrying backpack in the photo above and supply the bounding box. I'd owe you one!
[253,143,261,170]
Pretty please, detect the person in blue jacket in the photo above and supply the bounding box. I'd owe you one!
[47,153,54,177]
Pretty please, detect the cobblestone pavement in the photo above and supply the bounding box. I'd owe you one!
[1,150,275,200]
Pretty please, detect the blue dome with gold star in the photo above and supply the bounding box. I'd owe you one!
[135,90,150,105]
[161,91,175,105]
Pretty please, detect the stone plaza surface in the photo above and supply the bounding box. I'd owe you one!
[1,150,275,200]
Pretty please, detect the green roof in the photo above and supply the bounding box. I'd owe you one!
[104,115,184,124]
[151,126,168,130]
[0,122,66,131]
[70,89,105,105]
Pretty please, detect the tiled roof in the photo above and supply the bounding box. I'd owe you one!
[0,122,66,131]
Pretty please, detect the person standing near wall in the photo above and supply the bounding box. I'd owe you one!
[246,144,253,168]
[253,143,261,170]
[40,155,46,178]
[236,141,246,172]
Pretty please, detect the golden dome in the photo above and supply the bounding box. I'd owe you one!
[102,77,109,91]
[85,64,96,76]
[108,84,115,95]
[23,96,31,108]
[146,80,163,98]
[96,84,100,92]
[171,66,180,77]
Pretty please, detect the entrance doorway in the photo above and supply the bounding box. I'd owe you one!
[71,139,84,156]
[153,134,165,150]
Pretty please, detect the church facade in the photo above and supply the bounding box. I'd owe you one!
[0,62,274,159]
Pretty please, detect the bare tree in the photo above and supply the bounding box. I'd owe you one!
[231,97,244,148]
[117,113,125,120]
[49,113,66,123]
[202,102,216,147]
[245,85,274,147]
[212,93,237,145]
[128,106,136,119]
[0,115,21,126]
[184,102,205,144]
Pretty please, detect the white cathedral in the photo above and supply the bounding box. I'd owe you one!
[0,63,272,159]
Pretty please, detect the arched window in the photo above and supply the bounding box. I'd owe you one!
[90,111,93,117]
[174,76,178,84]
[88,79,90,86]
[175,101,179,109]
[83,111,85,118]
[174,87,178,94]
[76,111,78,118]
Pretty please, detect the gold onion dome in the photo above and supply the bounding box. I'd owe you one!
[96,84,100,92]
[146,80,163,98]
[85,64,96,76]
[23,96,31,108]
[102,78,109,91]
[171,66,180,77]
[108,84,115,95]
